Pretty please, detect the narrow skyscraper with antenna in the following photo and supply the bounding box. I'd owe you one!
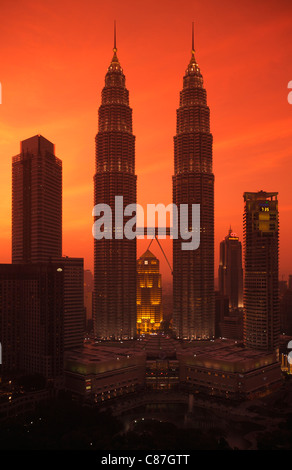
[173,24,215,339]
[93,23,137,340]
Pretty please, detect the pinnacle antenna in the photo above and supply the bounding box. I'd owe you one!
[192,22,195,55]
[114,20,117,51]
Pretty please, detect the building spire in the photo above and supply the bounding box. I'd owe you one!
[113,20,117,53]
[185,21,201,78]
[108,20,122,70]
[192,21,195,57]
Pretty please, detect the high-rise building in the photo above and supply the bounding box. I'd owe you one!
[243,191,280,354]
[84,269,94,332]
[52,257,84,350]
[12,135,62,263]
[173,27,215,340]
[0,263,64,379]
[214,291,229,338]
[11,136,84,359]
[93,27,137,340]
[218,227,243,310]
[137,250,163,334]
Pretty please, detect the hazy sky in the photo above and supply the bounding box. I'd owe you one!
[0,0,292,283]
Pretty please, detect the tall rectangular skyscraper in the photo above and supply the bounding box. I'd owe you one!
[243,191,280,354]
[12,134,62,263]
[93,33,137,340]
[172,30,215,340]
[218,228,243,310]
[10,135,84,362]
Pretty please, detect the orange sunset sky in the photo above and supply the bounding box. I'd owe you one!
[0,0,292,284]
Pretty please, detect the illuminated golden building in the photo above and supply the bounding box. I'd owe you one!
[137,250,163,334]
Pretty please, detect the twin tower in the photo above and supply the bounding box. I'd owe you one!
[93,26,215,341]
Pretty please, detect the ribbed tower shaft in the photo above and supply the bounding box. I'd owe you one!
[93,33,137,340]
[173,32,215,340]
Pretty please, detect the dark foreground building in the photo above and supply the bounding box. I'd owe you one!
[5,135,85,380]
[0,263,64,380]
[51,257,84,350]
[173,29,215,340]
[243,191,280,355]
[64,336,282,402]
[93,30,137,340]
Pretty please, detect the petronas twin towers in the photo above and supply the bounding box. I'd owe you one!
[93,25,215,341]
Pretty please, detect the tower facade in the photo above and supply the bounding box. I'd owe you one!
[93,31,137,340]
[0,263,64,379]
[12,135,62,263]
[10,135,84,372]
[218,228,243,310]
[243,191,279,354]
[52,257,84,350]
[137,250,163,334]
[172,30,215,340]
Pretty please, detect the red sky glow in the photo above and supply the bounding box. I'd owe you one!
[0,0,292,285]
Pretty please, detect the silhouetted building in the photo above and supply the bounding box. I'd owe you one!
[280,288,292,335]
[52,257,84,350]
[218,227,243,310]
[93,28,137,340]
[84,269,94,332]
[215,291,243,341]
[12,135,62,263]
[219,312,243,341]
[243,191,280,354]
[173,27,214,339]
[0,263,64,380]
[279,279,288,298]
[215,291,229,338]
[11,136,84,356]
[137,250,163,334]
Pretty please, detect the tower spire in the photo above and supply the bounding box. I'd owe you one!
[113,20,117,53]
[192,21,195,57]
[186,21,200,77]
[109,20,121,69]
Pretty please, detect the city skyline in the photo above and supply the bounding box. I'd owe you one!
[1,1,292,285]
[0,1,292,453]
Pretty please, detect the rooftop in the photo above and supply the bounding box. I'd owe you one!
[65,336,278,375]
